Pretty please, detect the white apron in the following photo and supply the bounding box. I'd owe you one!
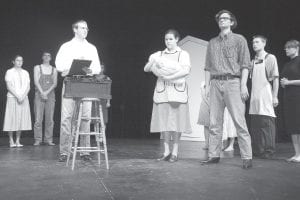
[153,79,188,103]
[153,51,188,103]
[249,55,276,117]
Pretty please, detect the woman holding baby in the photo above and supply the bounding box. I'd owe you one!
[144,29,192,162]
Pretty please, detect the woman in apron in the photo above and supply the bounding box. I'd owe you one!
[144,29,192,162]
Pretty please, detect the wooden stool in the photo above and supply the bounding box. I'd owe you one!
[66,98,109,170]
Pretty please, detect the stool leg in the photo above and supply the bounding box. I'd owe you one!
[99,104,109,169]
[72,102,83,170]
[102,128,109,170]
[95,122,101,166]
[93,101,101,167]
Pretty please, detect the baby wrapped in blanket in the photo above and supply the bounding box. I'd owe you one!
[145,52,185,84]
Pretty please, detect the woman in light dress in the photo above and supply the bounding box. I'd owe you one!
[3,55,32,147]
[144,29,192,162]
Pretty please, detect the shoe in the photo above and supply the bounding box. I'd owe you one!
[81,155,92,161]
[33,141,41,146]
[16,143,24,147]
[261,153,274,159]
[58,155,68,162]
[242,159,253,169]
[157,153,171,161]
[9,143,16,148]
[253,152,264,158]
[286,156,297,162]
[202,146,209,150]
[223,146,234,152]
[201,157,220,165]
[291,159,300,163]
[169,155,178,163]
[46,142,55,146]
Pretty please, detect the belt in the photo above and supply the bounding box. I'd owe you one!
[211,74,240,80]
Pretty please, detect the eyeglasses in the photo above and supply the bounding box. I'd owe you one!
[284,46,297,50]
[219,17,231,21]
[78,26,89,31]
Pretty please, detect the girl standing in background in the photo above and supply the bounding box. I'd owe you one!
[3,55,32,147]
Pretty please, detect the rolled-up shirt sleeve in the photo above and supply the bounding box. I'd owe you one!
[238,36,251,71]
[266,54,279,81]
[179,50,191,74]
[204,42,212,71]
[55,43,73,77]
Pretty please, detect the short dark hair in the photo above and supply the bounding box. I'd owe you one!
[285,39,300,49]
[165,29,180,40]
[72,20,87,30]
[215,10,237,29]
[12,55,23,62]
[11,55,23,65]
[42,51,52,57]
[253,35,268,43]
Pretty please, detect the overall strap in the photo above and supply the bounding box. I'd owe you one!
[39,65,43,75]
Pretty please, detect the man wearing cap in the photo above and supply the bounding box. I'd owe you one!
[201,10,253,169]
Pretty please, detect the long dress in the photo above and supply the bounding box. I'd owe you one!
[281,56,300,134]
[3,67,32,131]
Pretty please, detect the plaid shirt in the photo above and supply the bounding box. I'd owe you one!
[204,32,251,76]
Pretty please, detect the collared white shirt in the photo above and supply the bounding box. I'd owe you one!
[151,47,191,68]
[55,38,101,76]
[163,46,182,53]
[5,68,30,97]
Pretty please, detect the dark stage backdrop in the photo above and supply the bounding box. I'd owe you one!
[0,0,299,140]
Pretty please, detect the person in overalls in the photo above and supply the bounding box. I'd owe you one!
[33,52,57,146]
[144,29,192,163]
[249,35,279,159]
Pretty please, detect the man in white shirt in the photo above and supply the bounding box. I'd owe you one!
[55,20,101,162]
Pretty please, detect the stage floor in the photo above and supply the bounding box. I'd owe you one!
[0,137,299,200]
